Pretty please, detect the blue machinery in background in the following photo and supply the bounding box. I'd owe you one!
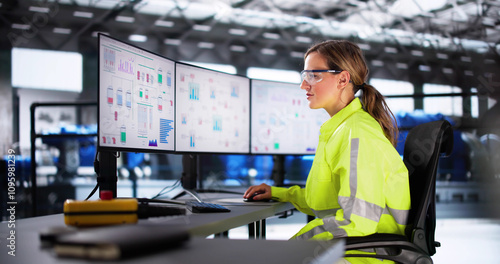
[395,111,468,182]
[30,101,97,216]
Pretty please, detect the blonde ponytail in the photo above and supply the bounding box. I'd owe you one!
[360,84,399,146]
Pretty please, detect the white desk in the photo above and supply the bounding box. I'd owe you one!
[0,199,344,264]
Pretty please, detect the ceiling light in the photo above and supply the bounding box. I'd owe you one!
[295,36,312,43]
[372,60,384,67]
[464,70,473,76]
[396,63,408,69]
[436,53,448,59]
[29,6,50,13]
[229,45,246,52]
[290,51,304,58]
[357,43,371,51]
[164,39,181,46]
[263,32,280,40]
[384,47,398,54]
[11,24,30,30]
[193,25,211,32]
[198,42,215,49]
[73,11,93,18]
[53,28,72,34]
[460,56,471,62]
[261,48,277,55]
[115,16,135,23]
[129,34,147,42]
[443,68,453,74]
[411,50,424,57]
[389,0,447,18]
[229,28,247,36]
[419,65,431,72]
[155,20,174,28]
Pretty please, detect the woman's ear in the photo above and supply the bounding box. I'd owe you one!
[337,71,351,89]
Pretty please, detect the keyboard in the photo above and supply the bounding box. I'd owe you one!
[185,201,231,213]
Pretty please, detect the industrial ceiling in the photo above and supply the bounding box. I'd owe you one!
[1,0,499,93]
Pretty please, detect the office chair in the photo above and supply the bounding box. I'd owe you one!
[343,120,454,264]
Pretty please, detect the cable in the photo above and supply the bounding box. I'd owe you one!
[85,184,99,201]
[85,151,100,201]
[150,179,182,199]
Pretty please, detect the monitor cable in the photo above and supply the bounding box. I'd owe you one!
[84,151,101,201]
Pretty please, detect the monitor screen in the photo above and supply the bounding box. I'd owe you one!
[98,34,175,152]
[175,63,250,153]
[250,79,330,155]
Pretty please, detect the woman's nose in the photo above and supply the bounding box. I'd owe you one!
[300,80,310,90]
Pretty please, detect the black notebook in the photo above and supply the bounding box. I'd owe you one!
[53,224,190,260]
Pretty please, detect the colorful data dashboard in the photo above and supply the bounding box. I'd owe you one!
[175,63,250,153]
[250,79,330,155]
[98,34,330,156]
[98,34,175,152]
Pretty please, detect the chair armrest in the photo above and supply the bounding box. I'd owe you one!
[345,233,407,245]
[344,233,427,253]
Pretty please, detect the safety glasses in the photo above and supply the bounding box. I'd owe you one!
[300,70,343,85]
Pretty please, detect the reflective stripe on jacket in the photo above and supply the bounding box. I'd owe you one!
[271,98,410,243]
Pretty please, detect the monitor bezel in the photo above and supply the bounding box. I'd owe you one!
[174,61,251,155]
[97,33,176,154]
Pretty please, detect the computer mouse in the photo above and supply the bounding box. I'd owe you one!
[243,192,270,202]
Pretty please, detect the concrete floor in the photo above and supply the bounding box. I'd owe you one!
[432,218,500,264]
[224,203,500,264]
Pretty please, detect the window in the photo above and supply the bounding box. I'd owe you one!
[370,78,414,113]
[12,48,83,92]
[470,88,479,118]
[246,67,300,83]
[423,84,462,116]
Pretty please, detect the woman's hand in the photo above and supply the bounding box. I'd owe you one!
[243,183,272,201]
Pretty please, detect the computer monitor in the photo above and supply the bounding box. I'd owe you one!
[97,34,176,197]
[250,79,330,155]
[98,33,175,153]
[175,62,250,154]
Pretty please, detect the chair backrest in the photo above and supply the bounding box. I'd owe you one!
[403,120,453,256]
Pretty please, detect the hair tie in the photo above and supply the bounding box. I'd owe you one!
[359,83,366,90]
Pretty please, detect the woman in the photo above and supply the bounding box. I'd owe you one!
[244,40,410,263]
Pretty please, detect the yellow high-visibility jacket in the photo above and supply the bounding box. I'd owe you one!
[271,98,410,263]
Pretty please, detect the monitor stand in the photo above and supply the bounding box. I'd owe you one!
[172,154,244,202]
[172,154,203,202]
[272,155,286,186]
[97,150,118,198]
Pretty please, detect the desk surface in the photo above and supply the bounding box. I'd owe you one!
[2,224,343,264]
[160,199,295,237]
[0,197,344,264]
